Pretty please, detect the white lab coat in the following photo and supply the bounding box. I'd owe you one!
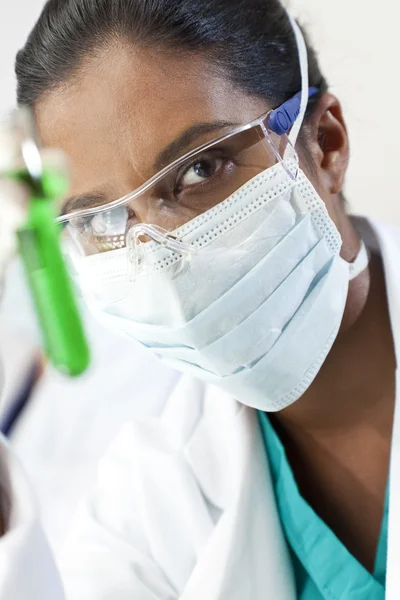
[0,216,399,600]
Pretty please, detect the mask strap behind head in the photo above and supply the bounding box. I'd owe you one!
[285,12,310,149]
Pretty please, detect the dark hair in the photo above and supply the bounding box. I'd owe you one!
[16,0,327,121]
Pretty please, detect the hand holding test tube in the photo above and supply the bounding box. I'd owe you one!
[0,109,90,377]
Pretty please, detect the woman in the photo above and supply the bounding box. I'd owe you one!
[0,0,397,598]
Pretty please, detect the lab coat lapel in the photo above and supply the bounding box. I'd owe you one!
[0,437,65,599]
[370,219,400,600]
[0,519,65,600]
[182,384,296,600]
[386,368,400,600]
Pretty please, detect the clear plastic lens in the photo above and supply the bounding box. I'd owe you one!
[60,121,298,303]
[63,127,295,250]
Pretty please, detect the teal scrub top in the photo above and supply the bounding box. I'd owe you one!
[258,412,389,600]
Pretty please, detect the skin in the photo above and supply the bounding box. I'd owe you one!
[36,41,395,573]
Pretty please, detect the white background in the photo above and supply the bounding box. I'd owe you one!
[0,0,399,224]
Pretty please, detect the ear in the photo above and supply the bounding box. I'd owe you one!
[306,93,349,195]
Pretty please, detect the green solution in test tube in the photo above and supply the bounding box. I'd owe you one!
[15,169,90,377]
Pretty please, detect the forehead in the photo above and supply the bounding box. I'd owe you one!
[35,41,269,199]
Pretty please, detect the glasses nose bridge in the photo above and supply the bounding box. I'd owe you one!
[125,186,158,226]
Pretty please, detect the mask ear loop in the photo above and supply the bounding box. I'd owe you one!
[285,12,310,151]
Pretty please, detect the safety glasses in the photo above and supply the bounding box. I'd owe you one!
[56,88,318,255]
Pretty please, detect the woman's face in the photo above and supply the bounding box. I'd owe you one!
[35,41,350,241]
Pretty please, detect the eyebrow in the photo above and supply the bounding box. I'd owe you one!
[154,120,238,171]
[61,192,109,217]
[61,120,238,216]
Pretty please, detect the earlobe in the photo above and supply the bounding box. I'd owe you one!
[313,94,349,195]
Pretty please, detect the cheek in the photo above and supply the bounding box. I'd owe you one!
[297,152,347,236]
[298,151,334,208]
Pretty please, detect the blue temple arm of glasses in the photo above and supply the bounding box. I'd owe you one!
[268,87,319,136]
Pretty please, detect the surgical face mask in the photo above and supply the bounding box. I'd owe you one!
[57,16,369,412]
[72,162,368,411]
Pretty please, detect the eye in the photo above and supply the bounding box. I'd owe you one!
[176,155,225,192]
[74,206,129,235]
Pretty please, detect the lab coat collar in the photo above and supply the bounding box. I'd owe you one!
[0,435,65,599]
[182,216,400,600]
[182,384,296,600]
[366,218,400,600]
[367,218,400,361]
